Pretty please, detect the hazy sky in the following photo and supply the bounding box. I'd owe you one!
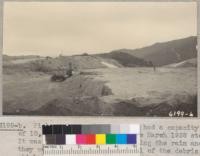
[3,2,197,56]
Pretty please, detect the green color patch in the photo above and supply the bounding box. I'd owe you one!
[106,134,116,144]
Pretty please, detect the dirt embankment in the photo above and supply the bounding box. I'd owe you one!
[4,72,197,117]
[3,72,113,116]
[112,94,197,117]
[3,66,197,117]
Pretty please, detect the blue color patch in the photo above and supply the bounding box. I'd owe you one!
[116,134,127,144]
[127,134,137,144]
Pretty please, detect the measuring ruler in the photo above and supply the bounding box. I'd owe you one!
[43,145,141,156]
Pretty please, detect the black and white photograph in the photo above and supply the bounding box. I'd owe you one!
[3,1,197,116]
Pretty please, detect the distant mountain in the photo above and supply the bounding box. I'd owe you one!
[112,36,197,66]
[97,51,150,67]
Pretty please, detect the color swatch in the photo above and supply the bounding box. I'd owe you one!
[42,124,139,145]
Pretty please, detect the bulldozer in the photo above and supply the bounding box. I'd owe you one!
[50,74,68,82]
[51,63,73,82]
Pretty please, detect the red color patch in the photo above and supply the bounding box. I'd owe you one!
[86,134,96,144]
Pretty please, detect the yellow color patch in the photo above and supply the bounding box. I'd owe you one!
[96,134,106,144]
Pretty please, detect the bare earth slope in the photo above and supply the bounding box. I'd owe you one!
[4,72,112,115]
[3,67,197,116]
[91,67,197,116]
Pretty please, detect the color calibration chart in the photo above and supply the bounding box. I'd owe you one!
[42,124,140,156]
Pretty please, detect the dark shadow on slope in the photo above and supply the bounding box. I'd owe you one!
[112,94,197,117]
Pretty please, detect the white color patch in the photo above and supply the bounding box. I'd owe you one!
[65,135,76,145]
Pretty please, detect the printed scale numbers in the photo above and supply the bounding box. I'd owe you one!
[43,144,140,156]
